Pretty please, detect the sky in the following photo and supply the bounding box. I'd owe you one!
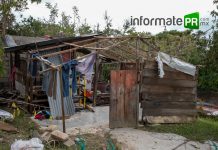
[16,0,216,34]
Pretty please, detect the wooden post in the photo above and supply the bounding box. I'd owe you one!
[83,75,86,108]
[136,37,140,127]
[93,41,100,106]
[59,68,66,133]
[29,75,33,112]
[9,53,13,90]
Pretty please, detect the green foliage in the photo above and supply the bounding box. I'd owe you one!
[4,1,218,92]
[144,117,218,141]
[0,0,42,36]
[155,30,201,64]
[198,31,218,91]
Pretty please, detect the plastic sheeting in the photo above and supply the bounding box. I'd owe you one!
[5,35,17,47]
[156,52,196,78]
[0,109,13,121]
[11,138,44,150]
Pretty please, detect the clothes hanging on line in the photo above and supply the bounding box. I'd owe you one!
[61,52,71,63]
[42,55,62,96]
[76,53,96,90]
[29,53,38,77]
[9,65,16,82]
[62,60,78,97]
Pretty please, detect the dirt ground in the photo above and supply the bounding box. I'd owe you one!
[110,128,212,150]
[1,106,217,150]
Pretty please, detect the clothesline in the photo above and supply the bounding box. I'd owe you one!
[38,52,96,74]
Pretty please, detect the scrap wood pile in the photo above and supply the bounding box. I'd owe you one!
[196,101,218,116]
[0,89,24,102]
[38,125,116,149]
[39,125,75,148]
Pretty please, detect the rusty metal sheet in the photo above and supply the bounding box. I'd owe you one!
[109,70,138,128]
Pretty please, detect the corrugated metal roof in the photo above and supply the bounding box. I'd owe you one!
[4,34,101,53]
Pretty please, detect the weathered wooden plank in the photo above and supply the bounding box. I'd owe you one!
[141,85,196,94]
[143,68,195,80]
[144,60,157,69]
[141,93,196,101]
[110,70,124,128]
[143,78,196,88]
[143,116,197,124]
[143,108,197,116]
[124,70,138,127]
[141,101,196,109]
[120,63,137,70]
[110,70,138,128]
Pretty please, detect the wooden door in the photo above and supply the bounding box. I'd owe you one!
[110,70,139,128]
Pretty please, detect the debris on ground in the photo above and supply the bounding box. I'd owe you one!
[0,121,17,132]
[51,130,69,141]
[208,140,218,150]
[197,102,218,116]
[39,124,76,148]
[10,138,44,150]
[34,110,51,120]
[0,109,13,121]
[63,138,75,147]
[75,137,86,150]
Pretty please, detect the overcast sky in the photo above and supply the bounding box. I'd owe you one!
[16,0,216,34]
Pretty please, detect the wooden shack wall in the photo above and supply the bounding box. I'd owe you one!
[15,56,28,96]
[140,60,197,122]
[0,53,10,89]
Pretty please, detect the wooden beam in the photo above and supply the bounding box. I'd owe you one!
[64,38,130,51]
[95,36,151,39]
[30,38,99,53]
[59,68,66,133]
[93,41,100,106]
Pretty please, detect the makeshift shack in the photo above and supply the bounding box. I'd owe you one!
[3,34,197,126]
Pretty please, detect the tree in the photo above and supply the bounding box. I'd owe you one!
[197,0,218,91]
[0,0,41,76]
[103,11,112,35]
[0,0,41,37]
[122,19,136,35]
[8,16,46,36]
[78,19,92,35]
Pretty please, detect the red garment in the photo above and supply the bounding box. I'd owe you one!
[9,65,16,81]
[34,114,45,120]
[62,52,71,62]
